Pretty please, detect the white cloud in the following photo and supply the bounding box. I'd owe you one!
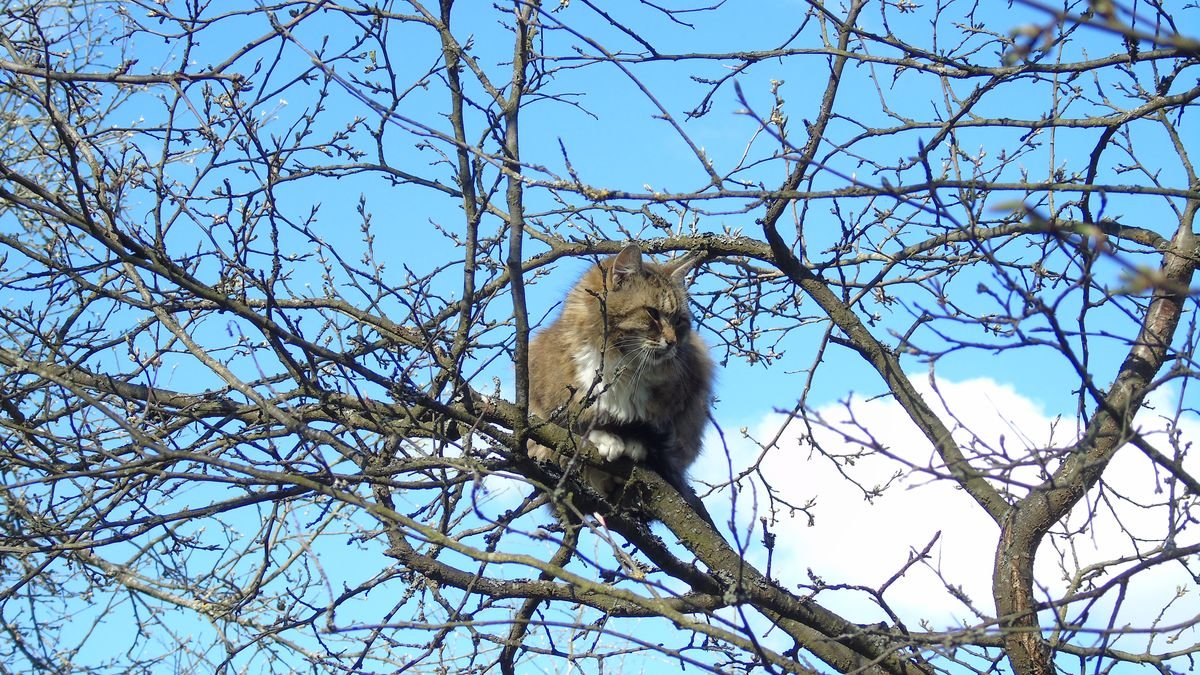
[697,376,1199,640]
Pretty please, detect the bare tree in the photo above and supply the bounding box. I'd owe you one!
[1,0,1197,673]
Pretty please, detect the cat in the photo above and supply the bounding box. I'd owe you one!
[527,244,715,524]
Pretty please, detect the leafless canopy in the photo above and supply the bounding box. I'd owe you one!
[1,1,1197,673]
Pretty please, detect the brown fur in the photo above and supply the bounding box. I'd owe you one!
[527,245,713,505]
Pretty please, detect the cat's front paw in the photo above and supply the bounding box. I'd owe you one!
[587,430,647,462]
[587,430,624,461]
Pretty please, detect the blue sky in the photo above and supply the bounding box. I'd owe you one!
[4,0,1197,672]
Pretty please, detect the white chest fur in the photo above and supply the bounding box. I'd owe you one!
[572,345,661,422]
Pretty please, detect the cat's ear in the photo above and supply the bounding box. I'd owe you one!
[610,245,643,286]
[664,250,706,282]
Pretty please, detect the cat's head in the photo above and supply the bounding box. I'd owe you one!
[570,245,702,364]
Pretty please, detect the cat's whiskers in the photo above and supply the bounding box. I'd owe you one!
[609,339,647,375]
[608,343,641,379]
[605,337,655,392]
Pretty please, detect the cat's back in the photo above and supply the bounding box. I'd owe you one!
[527,272,597,417]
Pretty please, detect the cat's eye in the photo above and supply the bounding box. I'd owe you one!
[644,307,661,322]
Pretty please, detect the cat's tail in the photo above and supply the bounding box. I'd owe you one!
[652,461,717,529]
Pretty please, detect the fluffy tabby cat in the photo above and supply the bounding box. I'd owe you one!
[528,244,714,522]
